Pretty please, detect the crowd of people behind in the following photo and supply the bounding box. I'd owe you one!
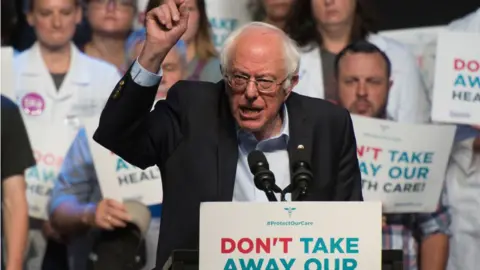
[1,0,479,270]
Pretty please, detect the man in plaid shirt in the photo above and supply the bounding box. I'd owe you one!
[334,40,450,270]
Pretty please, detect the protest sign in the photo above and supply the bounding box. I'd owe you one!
[83,118,163,205]
[380,26,445,95]
[200,202,382,270]
[205,0,251,50]
[22,120,78,219]
[351,115,456,213]
[431,31,480,125]
[1,47,15,99]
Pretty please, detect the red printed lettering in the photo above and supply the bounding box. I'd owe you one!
[255,238,271,253]
[357,146,382,160]
[237,238,253,254]
[220,238,283,254]
[33,150,63,168]
[221,238,235,254]
[370,147,382,160]
[278,238,293,253]
[454,58,480,72]
[455,58,465,70]
[357,145,366,157]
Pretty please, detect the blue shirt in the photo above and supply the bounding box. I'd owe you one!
[129,60,292,202]
[234,106,291,201]
[49,128,162,218]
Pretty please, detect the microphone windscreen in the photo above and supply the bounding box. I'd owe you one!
[247,150,269,174]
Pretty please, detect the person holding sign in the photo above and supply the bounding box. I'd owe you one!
[443,9,480,270]
[284,0,431,123]
[12,0,122,269]
[93,0,363,268]
[48,39,188,270]
[1,95,34,270]
[335,40,450,270]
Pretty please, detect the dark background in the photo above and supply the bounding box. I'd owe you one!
[2,0,479,50]
[373,0,478,30]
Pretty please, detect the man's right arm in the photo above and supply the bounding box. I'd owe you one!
[49,128,99,235]
[93,60,184,170]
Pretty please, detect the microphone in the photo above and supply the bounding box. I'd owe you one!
[247,150,282,202]
[288,146,313,201]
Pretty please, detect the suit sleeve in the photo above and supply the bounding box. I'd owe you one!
[334,110,363,201]
[93,64,184,170]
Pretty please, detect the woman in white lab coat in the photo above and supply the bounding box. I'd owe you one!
[12,0,120,269]
[284,0,431,123]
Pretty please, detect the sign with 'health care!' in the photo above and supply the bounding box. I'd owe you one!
[351,115,456,213]
[200,202,382,270]
[431,31,480,125]
[83,118,163,205]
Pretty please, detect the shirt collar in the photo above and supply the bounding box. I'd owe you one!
[237,104,290,144]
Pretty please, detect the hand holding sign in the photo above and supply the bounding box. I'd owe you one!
[139,0,189,73]
[94,199,132,230]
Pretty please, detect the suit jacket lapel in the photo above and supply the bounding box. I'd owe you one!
[217,83,238,201]
[286,93,315,201]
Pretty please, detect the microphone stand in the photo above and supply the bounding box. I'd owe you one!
[293,187,308,201]
[265,189,278,202]
[254,172,282,202]
[280,184,296,202]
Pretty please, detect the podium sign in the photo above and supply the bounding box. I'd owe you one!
[200,202,382,270]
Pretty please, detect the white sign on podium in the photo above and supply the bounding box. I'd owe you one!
[200,202,382,270]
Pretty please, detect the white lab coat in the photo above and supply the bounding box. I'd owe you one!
[448,8,480,32]
[12,42,121,122]
[445,8,480,270]
[294,34,431,123]
[12,42,121,270]
[445,139,480,270]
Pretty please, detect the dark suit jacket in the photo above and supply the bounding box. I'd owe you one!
[93,71,363,269]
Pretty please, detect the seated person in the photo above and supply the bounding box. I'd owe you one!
[335,40,449,270]
[48,42,187,270]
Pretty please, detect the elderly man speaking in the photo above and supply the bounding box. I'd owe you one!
[93,0,362,267]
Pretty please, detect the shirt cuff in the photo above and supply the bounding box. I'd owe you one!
[130,59,163,87]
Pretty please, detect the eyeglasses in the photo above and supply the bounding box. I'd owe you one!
[89,0,135,8]
[224,73,288,94]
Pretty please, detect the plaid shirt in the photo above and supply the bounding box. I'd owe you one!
[382,189,450,270]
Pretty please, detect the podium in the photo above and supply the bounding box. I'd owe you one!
[166,201,388,269]
[162,250,404,270]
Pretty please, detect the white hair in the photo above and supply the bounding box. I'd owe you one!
[219,22,301,90]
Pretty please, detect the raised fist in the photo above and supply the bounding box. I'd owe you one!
[139,0,190,72]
